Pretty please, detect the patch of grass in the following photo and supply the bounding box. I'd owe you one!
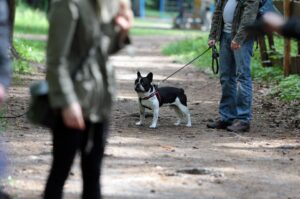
[14,38,46,63]
[13,38,46,74]
[13,4,47,74]
[14,3,48,35]
[163,35,300,101]
[162,34,212,70]
[131,27,204,37]
[12,60,33,74]
[0,107,7,134]
[273,75,300,101]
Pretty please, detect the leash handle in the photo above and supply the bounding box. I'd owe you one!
[211,45,219,75]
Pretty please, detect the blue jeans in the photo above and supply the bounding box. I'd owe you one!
[219,32,254,123]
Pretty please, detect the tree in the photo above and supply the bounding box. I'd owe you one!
[7,0,16,44]
[7,0,20,59]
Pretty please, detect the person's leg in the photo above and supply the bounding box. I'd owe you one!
[227,38,254,132]
[233,38,254,123]
[219,33,238,122]
[207,32,237,129]
[44,122,82,199]
[81,122,108,199]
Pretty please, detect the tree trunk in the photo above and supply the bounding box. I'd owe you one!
[7,0,16,43]
[7,0,20,59]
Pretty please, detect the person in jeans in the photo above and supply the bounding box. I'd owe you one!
[207,0,259,132]
[43,0,133,198]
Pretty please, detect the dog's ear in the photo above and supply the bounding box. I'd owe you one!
[147,72,153,82]
[137,71,141,78]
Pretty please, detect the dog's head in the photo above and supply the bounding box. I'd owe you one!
[134,71,153,93]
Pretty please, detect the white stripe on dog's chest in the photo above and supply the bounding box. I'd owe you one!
[141,97,156,107]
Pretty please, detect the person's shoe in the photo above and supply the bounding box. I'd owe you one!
[227,120,250,132]
[207,119,232,129]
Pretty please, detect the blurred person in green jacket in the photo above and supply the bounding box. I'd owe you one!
[44,0,133,198]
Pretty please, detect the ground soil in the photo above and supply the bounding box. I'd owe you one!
[1,35,300,199]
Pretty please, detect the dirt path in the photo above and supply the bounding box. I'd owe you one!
[1,35,300,199]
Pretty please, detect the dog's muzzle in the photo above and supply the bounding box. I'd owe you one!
[135,84,144,92]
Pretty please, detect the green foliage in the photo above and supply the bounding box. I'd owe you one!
[277,75,300,101]
[250,50,284,82]
[14,38,46,63]
[163,36,300,101]
[131,27,203,37]
[17,0,49,11]
[12,60,32,74]
[13,4,47,74]
[145,0,159,9]
[162,35,214,71]
[13,38,46,74]
[15,3,48,35]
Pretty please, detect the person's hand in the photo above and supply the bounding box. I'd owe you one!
[0,84,6,104]
[208,39,216,47]
[263,12,285,33]
[231,40,240,50]
[62,102,85,130]
[114,2,134,46]
[115,2,134,32]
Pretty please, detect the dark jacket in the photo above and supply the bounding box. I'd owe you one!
[0,0,11,87]
[281,18,300,40]
[209,0,259,44]
[46,0,128,122]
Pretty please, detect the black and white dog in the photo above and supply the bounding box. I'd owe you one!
[134,71,192,128]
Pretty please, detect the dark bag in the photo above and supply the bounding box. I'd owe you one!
[27,80,56,128]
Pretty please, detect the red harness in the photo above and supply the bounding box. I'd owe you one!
[141,91,160,101]
[139,91,162,110]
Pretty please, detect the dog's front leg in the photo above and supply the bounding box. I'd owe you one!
[136,104,145,126]
[149,105,159,129]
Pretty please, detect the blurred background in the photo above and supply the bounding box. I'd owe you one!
[7,0,300,102]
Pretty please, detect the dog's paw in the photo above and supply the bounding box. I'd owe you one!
[149,124,157,129]
[174,121,181,126]
[174,119,181,126]
[135,121,143,126]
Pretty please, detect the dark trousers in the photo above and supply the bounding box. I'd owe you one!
[44,120,107,199]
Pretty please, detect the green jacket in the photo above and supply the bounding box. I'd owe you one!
[46,0,125,122]
[209,0,259,44]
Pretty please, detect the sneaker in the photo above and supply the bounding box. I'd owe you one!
[207,119,232,129]
[227,120,250,132]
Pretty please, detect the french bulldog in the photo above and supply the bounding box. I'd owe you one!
[134,71,192,128]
